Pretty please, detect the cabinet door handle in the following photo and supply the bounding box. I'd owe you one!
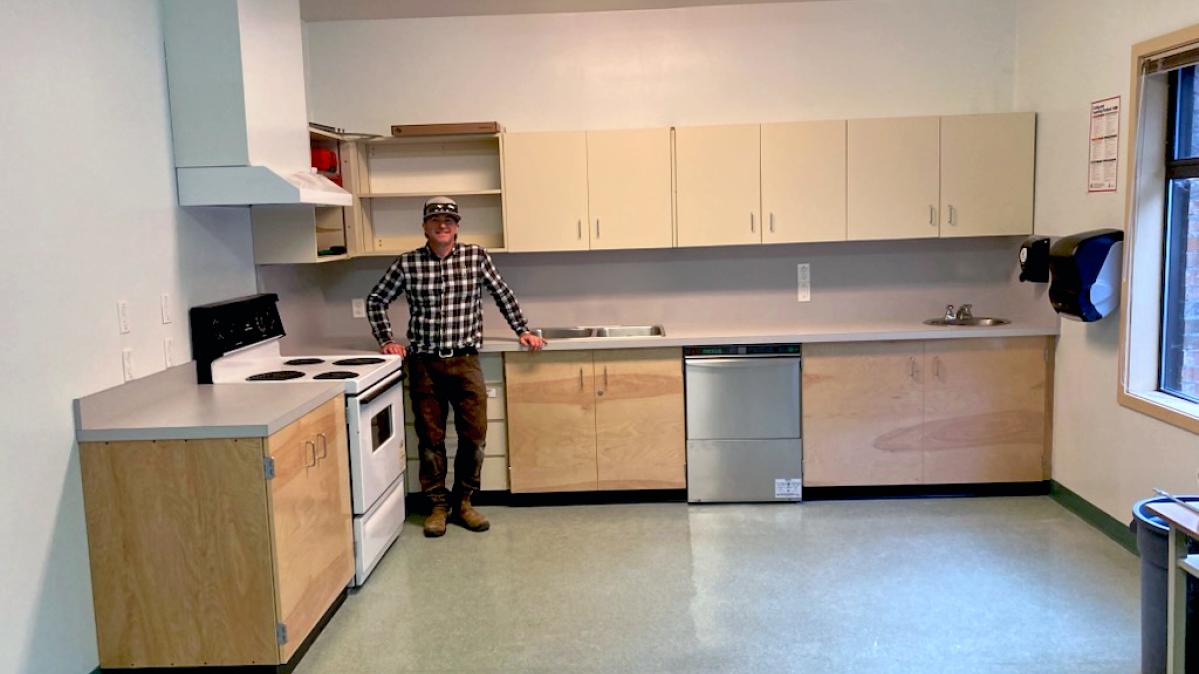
[579,368,584,390]
[604,365,608,388]
[577,219,582,239]
[317,432,328,461]
[305,440,317,468]
[909,357,917,382]
[595,218,600,239]
[750,212,755,233]
[769,212,775,233]
[947,205,956,226]
[933,356,941,380]
[929,205,937,226]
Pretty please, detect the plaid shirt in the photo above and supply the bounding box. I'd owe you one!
[367,243,529,353]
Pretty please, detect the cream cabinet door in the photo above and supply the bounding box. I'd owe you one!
[502,131,589,252]
[586,128,673,250]
[762,120,847,244]
[847,117,941,240]
[940,113,1035,237]
[675,124,761,247]
[922,337,1048,483]
[802,341,925,486]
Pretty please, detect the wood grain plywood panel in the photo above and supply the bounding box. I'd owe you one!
[504,351,598,492]
[922,337,1048,483]
[802,341,925,486]
[594,348,685,490]
[80,438,278,667]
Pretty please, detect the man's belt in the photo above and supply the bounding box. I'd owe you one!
[412,346,479,359]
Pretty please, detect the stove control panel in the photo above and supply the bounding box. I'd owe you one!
[189,293,285,383]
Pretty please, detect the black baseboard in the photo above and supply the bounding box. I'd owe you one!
[803,480,1052,501]
[1049,480,1138,555]
[98,588,347,674]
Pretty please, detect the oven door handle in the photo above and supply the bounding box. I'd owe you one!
[358,369,406,405]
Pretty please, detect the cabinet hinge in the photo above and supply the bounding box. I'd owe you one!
[276,622,288,645]
[264,457,276,480]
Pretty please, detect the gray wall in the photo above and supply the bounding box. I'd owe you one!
[260,237,1056,351]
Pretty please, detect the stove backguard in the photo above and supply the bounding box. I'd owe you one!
[189,293,285,384]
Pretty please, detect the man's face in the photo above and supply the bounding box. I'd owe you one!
[422,214,459,245]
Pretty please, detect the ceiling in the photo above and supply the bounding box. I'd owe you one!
[300,0,815,22]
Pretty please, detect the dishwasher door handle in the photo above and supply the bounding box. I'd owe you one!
[685,357,802,368]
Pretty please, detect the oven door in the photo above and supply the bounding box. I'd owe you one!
[347,369,406,514]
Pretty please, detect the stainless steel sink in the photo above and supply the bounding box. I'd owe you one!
[593,325,665,337]
[530,325,666,339]
[532,327,595,339]
[922,317,1011,327]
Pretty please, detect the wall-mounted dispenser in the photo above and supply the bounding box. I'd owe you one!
[1018,236,1051,283]
[1047,229,1124,322]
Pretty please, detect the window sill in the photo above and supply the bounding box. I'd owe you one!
[1119,388,1199,435]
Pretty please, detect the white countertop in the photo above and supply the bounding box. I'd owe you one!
[478,320,1059,352]
[74,364,344,442]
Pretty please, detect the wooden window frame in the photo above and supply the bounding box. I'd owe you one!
[1119,22,1199,434]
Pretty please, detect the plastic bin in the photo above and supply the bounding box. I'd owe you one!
[1131,496,1199,673]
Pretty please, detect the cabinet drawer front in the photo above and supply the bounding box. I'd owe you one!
[404,420,507,459]
[405,383,506,421]
[406,454,509,492]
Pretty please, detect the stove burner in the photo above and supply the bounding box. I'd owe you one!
[333,357,385,366]
[314,371,359,380]
[285,358,325,365]
[246,370,306,381]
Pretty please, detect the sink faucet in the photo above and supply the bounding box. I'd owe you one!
[943,305,956,321]
[954,304,974,320]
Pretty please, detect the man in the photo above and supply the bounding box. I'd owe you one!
[367,196,545,538]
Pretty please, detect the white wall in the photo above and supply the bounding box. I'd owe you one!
[1013,0,1199,519]
[303,0,1019,134]
[0,1,258,672]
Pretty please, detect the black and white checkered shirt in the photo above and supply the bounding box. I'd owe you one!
[366,243,529,353]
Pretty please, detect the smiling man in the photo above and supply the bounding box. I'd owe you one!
[366,196,545,537]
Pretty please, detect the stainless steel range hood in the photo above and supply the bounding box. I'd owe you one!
[163,0,351,207]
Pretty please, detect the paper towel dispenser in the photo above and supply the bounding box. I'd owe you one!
[1048,228,1124,322]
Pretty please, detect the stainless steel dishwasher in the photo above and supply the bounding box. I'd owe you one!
[684,344,802,503]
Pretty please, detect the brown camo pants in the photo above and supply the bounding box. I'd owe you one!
[405,353,488,509]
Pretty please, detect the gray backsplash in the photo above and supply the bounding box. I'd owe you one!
[257,236,1057,352]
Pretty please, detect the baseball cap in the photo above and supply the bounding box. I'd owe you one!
[422,196,461,222]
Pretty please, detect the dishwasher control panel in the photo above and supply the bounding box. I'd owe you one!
[683,344,801,358]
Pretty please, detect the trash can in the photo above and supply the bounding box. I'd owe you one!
[1131,497,1199,673]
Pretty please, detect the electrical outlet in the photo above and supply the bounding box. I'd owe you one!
[797,263,811,302]
[121,348,134,382]
[351,298,366,319]
[160,294,172,324]
[163,337,174,367]
[117,300,130,334]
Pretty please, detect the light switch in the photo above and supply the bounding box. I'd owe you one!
[117,300,130,334]
[161,294,172,324]
[352,298,366,319]
[797,263,811,302]
[121,348,134,382]
[163,337,174,367]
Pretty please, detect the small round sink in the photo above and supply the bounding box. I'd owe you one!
[923,317,1011,327]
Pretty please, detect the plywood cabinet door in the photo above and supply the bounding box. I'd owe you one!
[267,396,354,662]
[762,120,848,244]
[847,116,941,240]
[802,341,926,486]
[503,131,590,252]
[594,348,685,490]
[586,128,673,250]
[675,124,762,247]
[940,112,1035,237]
[921,337,1049,483]
[505,351,599,492]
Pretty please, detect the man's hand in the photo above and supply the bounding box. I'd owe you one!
[519,332,546,351]
[381,342,407,358]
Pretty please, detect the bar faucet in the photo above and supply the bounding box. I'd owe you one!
[943,305,956,321]
[954,304,974,320]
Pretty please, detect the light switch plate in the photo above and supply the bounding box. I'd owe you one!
[160,294,172,324]
[351,298,366,319]
[117,300,130,334]
[797,263,811,302]
[163,337,174,367]
[121,348,134,382]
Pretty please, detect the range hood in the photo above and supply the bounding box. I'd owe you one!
[163,0,351,207]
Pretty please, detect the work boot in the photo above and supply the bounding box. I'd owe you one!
[452,494,490,532]
[424,505,448,538]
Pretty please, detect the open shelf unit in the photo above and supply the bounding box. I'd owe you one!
[358,135,506,255]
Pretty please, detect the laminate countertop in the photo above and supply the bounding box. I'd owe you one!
[74,364,343,442]
[477,319,1059,353]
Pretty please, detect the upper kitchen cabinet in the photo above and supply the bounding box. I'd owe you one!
[586,128,673,250]
[358,135,506,254]
[939,113,1036,237]
[502,132,590,252]
[847,116,941,240]
[675,124,762,247]
[162,0,349,207]
[761,120,848,244]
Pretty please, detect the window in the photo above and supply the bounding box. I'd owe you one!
[1162,65,1199,402]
